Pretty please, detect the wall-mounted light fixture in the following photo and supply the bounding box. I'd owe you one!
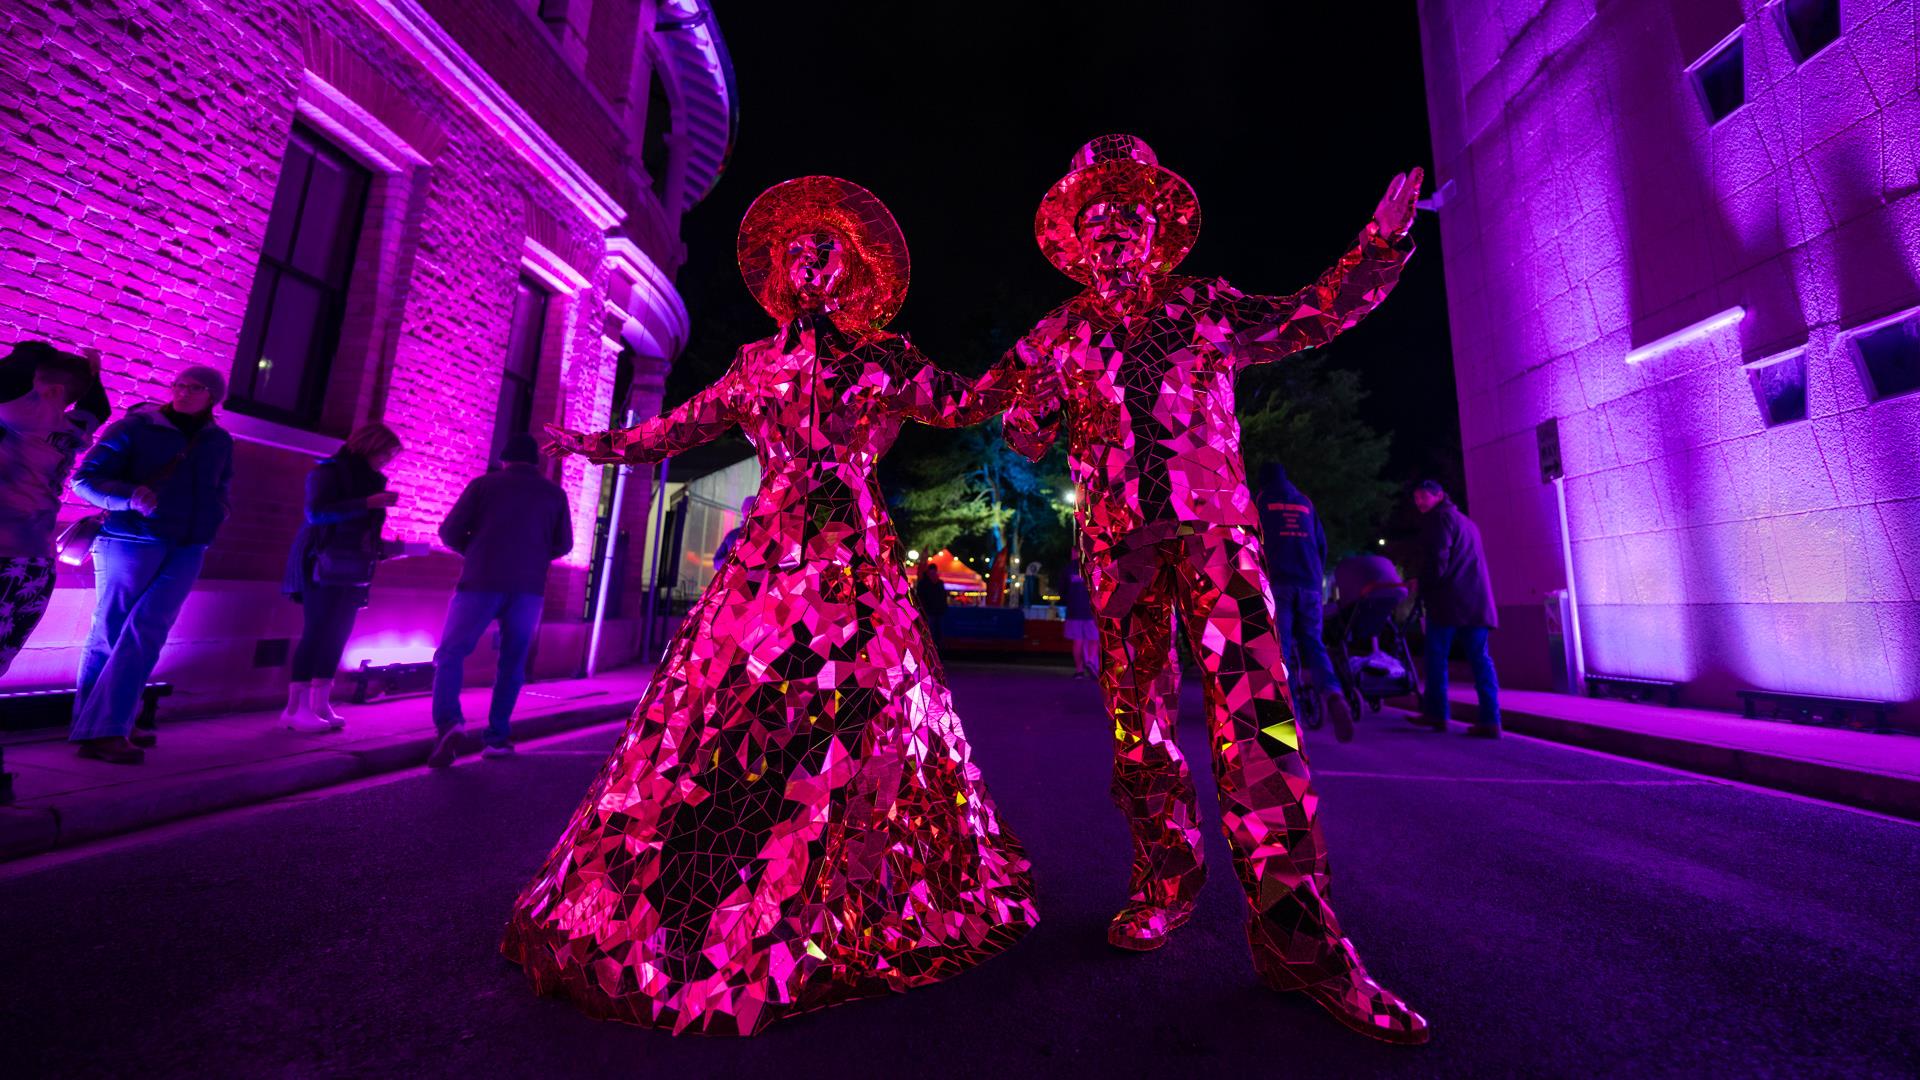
[1624,306,1746,365]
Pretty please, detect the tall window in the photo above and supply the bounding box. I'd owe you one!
[641,67,673,200]
[491,276,550,466]
[231,125,371,427]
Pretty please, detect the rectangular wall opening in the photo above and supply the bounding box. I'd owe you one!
[1689,32,1745,124]
[1849,313,1920,402]
[1773,0,1841,64]
[1746,351,1808,427]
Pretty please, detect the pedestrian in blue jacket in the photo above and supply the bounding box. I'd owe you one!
[1255,462,1353,741]
[68,365,234,764]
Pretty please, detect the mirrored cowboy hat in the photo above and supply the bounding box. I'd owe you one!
[737,176,910,330]
[1035,134,1201,284]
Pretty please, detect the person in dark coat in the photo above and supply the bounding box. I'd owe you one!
[913,559,949,651]
[1254,462,1353,741]
[1411,479,1501,736]
[68,364,233,764]
[427,432,573,765]
[280,423,409,734]
[0,343,109,677]
[713,495,756,572]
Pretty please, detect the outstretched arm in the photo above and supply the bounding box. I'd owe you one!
[545,359,742,466]
[890,336,1021,429]
[1001,334,1065,462]
[1225,169,1422,368]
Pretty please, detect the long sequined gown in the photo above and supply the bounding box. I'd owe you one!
[502,322,1037,1036]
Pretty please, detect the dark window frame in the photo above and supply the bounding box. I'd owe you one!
[229,123,373,430]
[1746,351,1809,427]
[1773,0,1842,64]
[1688,31,1746,126]
[1848,313,1920,403]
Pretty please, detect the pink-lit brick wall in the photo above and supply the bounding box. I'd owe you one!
[1419,0,1920,724]
[0,1,684,712]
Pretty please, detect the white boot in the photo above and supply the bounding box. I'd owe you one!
[283,683,331,734]
[308,679,344,730]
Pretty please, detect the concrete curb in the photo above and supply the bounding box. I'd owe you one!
[0,697,637,863]
[1449,700,1920,821]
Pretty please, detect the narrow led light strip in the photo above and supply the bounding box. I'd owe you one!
[1624,306,1746,365]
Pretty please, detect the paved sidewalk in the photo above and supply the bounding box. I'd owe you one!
[0,666,654,861]
[1445,685,1920,820]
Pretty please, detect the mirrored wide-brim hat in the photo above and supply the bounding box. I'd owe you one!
[1036,134,1202,284]
[737,176,910,329]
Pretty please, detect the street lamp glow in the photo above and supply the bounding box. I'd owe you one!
[1377,538,1387,547]
[907,549,920,562]
[1063,489,1077,506]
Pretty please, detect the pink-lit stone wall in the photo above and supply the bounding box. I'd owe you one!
[0,1,690,713]
[1418,0,1920,725]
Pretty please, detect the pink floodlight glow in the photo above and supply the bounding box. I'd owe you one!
[340,631,439,670]
[1623,306,1747,365]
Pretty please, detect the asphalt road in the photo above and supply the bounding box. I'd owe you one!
[5,663,1917,1078]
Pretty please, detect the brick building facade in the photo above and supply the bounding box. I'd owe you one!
[1418,0,1920,726]
[0,0,735,713]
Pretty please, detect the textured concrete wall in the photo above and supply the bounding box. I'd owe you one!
[0,0,680,711]
[1418,0,1920,723]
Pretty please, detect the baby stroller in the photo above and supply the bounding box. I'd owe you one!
[1328,555,1423,718]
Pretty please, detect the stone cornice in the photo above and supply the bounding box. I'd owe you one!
[348,0,624,230]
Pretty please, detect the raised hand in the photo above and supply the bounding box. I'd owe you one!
[1369,167,1425,242]
[543,423,616,463]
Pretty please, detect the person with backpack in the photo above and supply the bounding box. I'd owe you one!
[68,365,234,764]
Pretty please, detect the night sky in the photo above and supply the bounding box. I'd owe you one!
[669,1,1459,489]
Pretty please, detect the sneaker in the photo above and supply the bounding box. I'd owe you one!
[427,726,463,769]
[283,706,334,735]
[76,736,145,765]
[481,743,516,759]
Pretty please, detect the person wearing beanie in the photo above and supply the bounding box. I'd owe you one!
[0,341,110,677]
[425,428,573,765]
[68,364,235,764]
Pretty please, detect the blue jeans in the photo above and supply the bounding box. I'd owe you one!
[1423,624,1500,727]
[1272,584,1341,694]
[431,591,542,747]
[71,539,206,741]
